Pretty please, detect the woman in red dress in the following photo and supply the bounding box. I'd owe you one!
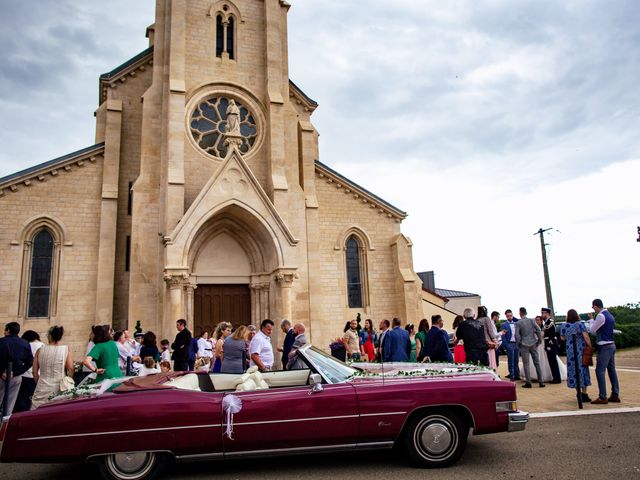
[359,319,377,362]
[453,315,467,364]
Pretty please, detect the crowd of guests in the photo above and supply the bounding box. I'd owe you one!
[340,315,453,363]
[0,297,621,414]
[0,317,312,414]
[453,299,620,404]
[338,298,621,405]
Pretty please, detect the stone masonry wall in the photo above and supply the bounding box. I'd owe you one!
[313,172,402,351]
[0,159,104,359]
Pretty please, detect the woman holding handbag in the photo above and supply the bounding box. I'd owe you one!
[561,309,592,402]
[31,326,74,409]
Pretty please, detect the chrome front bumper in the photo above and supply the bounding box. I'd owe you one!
[508,411,529,432]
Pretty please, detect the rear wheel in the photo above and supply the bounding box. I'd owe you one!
[403,410,468,468]
[97,451,166,480]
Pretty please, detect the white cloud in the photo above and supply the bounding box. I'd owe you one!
[1,0,638,317]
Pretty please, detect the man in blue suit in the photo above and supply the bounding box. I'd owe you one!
[379,319,393,362]
[501,309,520,380]
[424,315,453,362]
[278,319,296,370]
[389,318,410,362]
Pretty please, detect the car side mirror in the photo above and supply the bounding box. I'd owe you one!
[309,373,323,394]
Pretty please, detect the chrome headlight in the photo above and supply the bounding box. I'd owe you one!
[496,401,518,413]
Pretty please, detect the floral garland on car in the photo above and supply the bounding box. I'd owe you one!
[348,363,491,379]
[46,377,132,403]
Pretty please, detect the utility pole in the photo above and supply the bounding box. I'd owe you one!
[534,228,555,315]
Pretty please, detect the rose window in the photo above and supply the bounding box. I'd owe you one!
[190,97,258,158]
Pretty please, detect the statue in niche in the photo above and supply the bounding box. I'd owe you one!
[225,99,241,136]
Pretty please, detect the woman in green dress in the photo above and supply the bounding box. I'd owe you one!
[405,324,417,363]
[415,318,429,362]
[83,325,123,382]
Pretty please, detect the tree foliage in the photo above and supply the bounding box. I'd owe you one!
[609,302,640,325]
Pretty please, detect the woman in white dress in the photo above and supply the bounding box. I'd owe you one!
[528,316,567,382]
[196,330,214,371]
[31,326,74,410]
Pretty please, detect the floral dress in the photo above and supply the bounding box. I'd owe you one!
[561,322,591,389]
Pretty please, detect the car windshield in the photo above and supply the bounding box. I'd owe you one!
[303,346,358,384]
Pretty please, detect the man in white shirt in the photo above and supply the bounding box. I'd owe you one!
[114,331,140,375]
[249,319,275,371]
[123,330,138,356]
[588,298,620,404]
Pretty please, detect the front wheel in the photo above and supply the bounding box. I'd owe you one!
[403,410,468,468]
[97,451,167,480]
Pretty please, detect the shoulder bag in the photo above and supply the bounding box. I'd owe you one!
[582,345,593,367]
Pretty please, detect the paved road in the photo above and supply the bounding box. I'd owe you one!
[1,412,638,479]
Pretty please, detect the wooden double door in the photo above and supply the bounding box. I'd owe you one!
[194,284,251,335]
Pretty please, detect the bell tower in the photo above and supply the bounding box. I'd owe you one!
[128,0,307,340]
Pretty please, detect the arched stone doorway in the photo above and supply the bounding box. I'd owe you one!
[187,204,280,333]
[192,232,252,334]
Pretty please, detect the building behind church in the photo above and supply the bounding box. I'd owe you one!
[0,0,440,359]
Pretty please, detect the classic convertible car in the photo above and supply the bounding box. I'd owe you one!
[0,345,528,480]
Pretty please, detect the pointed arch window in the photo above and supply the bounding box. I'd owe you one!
[215,15,224,57]
[214,10,237,60]
[346,235,363,308]
[27,229,54,318]
[227,17,235,60]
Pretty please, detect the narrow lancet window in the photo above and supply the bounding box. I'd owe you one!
[346,236,363,308]
[27,229,54,317]
[227,17,235,59]
[216,15,224,57]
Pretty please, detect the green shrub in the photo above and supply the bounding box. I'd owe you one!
[615,324,640,349]
[609,303,640,325]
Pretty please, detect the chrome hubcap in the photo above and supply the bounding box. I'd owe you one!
[421,423,452,454]
[107,452,155,479]
[113,452,148,473]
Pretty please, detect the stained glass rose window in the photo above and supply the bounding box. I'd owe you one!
[190,97,258,158]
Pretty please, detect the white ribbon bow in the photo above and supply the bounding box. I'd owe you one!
[222,394,243,440]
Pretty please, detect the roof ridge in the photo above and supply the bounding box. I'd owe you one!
[314,160,406,220]
[0,143,105,196]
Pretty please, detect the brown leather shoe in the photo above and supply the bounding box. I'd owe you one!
[608,395,621,403]
[591,398,608,405]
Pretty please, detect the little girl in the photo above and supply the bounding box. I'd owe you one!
[138,356,160,376]
[160,339,171,363]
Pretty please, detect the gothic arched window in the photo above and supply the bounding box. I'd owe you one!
[215,15,224,57]
[213,6,237,60]
[345,235,363,308]
[27,229,54,318]
[227,16,235,60]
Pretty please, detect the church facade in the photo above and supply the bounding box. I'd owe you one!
[0,0,425,359]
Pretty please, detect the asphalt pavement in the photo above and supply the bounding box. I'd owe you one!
[1,411,638,480]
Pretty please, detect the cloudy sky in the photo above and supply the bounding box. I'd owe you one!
[1,1,638,317]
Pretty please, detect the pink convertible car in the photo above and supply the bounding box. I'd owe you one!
[0,345,528,480]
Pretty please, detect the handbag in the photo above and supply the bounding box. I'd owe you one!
[60,376,75,392]
[582,345,594,367]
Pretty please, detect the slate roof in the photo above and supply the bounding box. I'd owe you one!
[100,46,154,81]
[434,288,479,298]
[0,143,105,189]
[97,46,319,110]
[314,160,406,219]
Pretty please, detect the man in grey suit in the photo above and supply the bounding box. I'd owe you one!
[515,307,545,388]
[287,323,308,370]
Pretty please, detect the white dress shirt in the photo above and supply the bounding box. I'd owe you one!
[249,330,274,369]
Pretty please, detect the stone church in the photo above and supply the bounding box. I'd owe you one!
[0,0,428,359]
